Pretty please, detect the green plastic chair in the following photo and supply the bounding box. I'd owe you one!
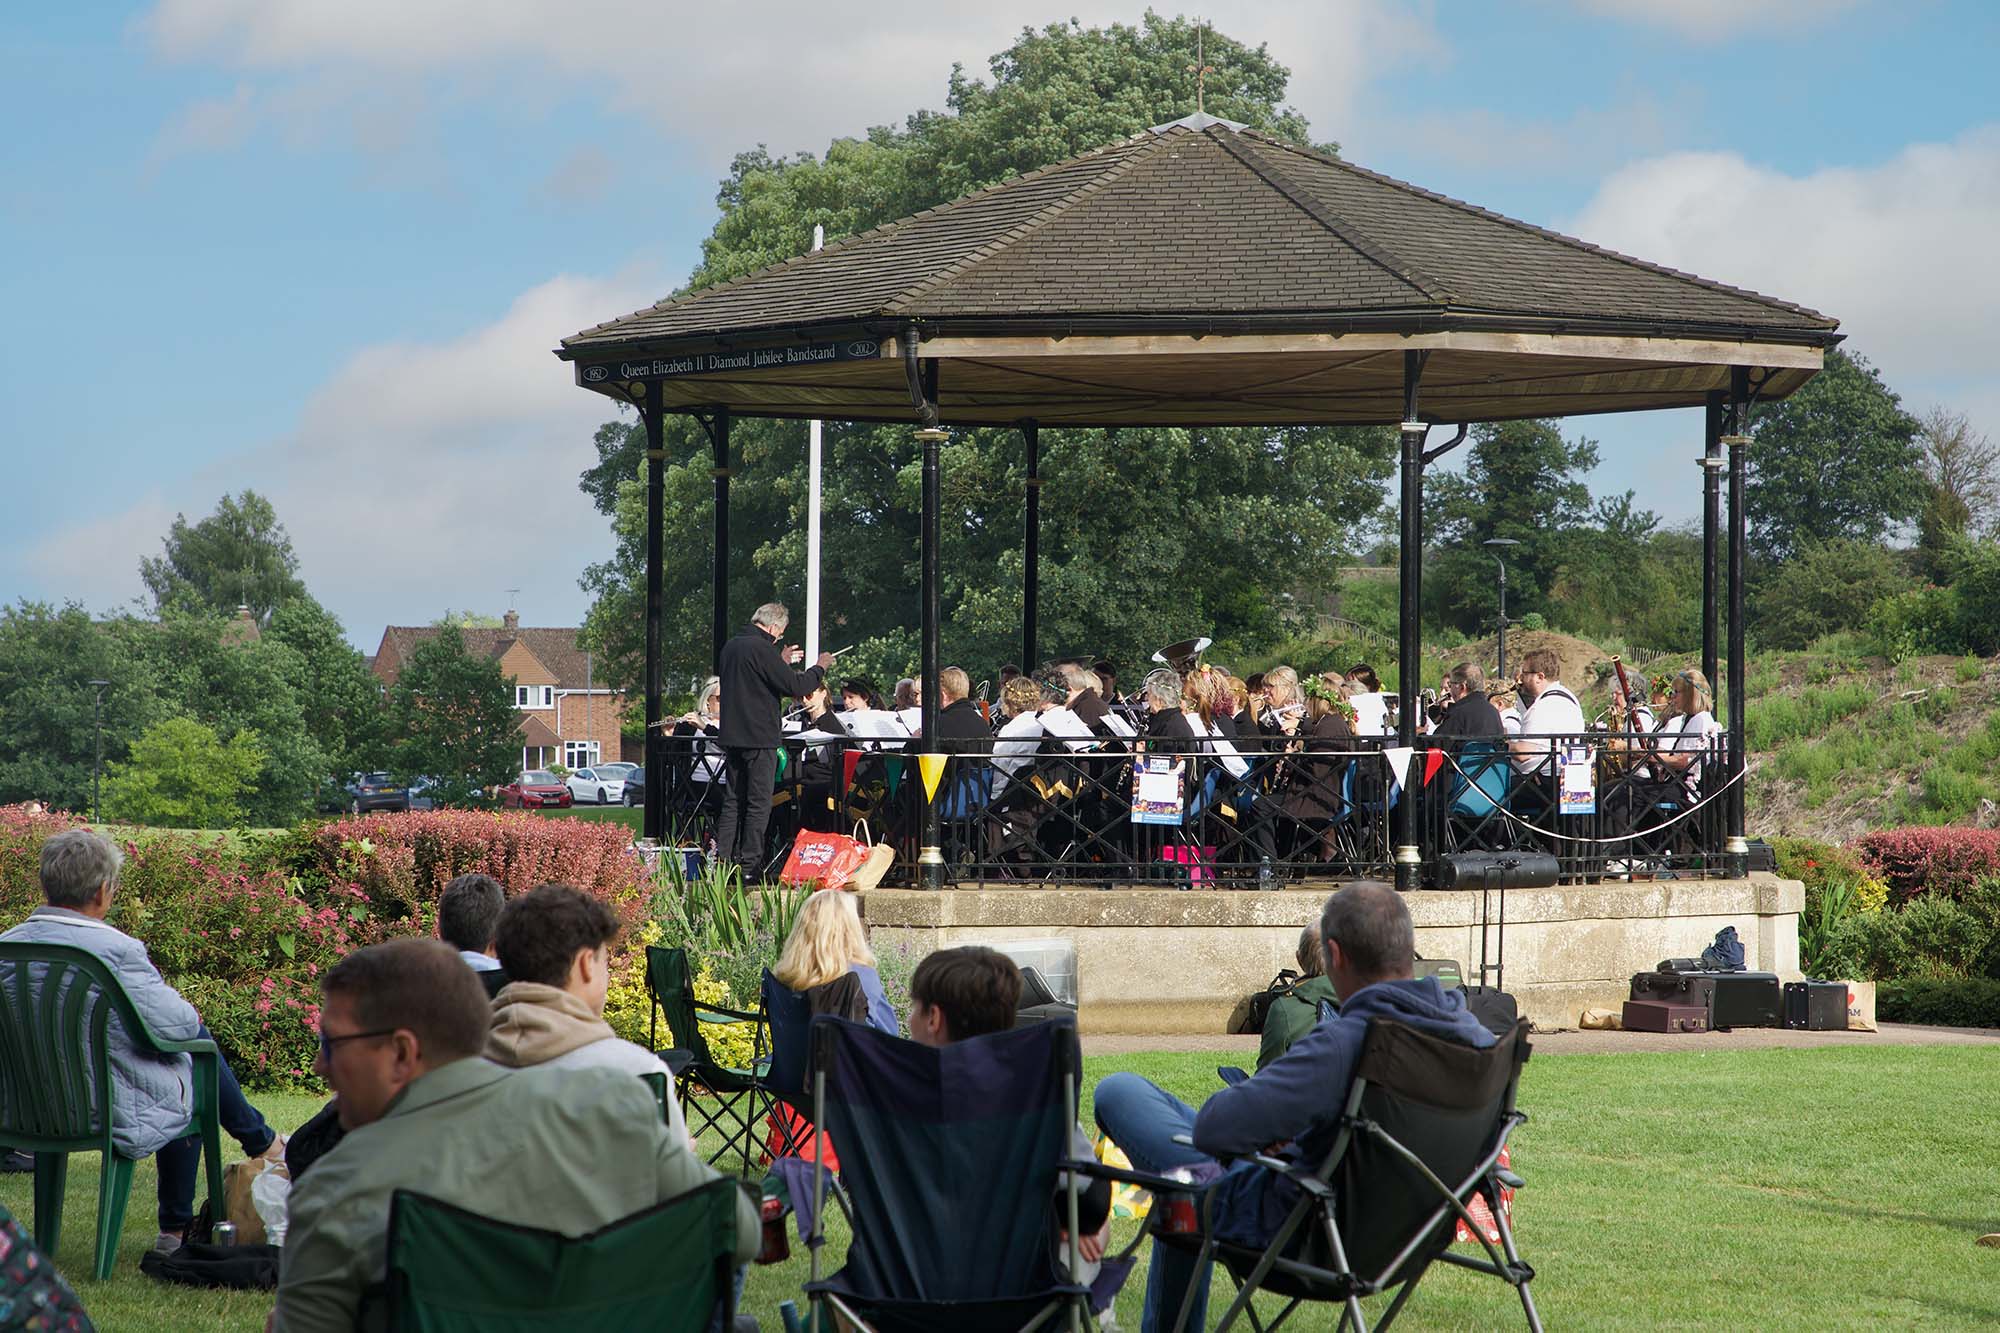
[384,1177,742,1332]
[645,946,769,1176]
[0,941,225,1279]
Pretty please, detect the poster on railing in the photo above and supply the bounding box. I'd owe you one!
[1559,746,1596,816]
[1131,755,1187,825]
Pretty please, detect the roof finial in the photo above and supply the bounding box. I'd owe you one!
[1187,18,1213,115]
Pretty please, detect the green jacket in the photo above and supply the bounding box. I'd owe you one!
[1256,975,1340,1071]
[274,1058,758,1333]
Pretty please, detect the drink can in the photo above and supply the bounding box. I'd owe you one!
[1157,1169,1199,1234]
[213,1221,237,1247]
[756,1194,790,1264]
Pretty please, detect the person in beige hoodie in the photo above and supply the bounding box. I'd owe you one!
[484,883,688,1149]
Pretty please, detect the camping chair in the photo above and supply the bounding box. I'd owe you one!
[383,1177,742,1332]
[938,762,996,878]
[1446,739,1517,853]
[0,942,227,1280]
[760,969,816,1162]
[645,945,769,1176]
[1093,1017,1538,1333]
[802,1015,1093,1333]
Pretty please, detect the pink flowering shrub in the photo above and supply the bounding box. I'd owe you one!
[0,804,648,1089]
[1854,827,2000,903]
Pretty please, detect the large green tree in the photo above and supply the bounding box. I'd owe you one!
[103,717,265,829]
[388,625,520,804]
[264,596,388,779]
[139,490,308,624]
[578,16,1389,691]
[1745,348,1923,566]
[0,602,168,814]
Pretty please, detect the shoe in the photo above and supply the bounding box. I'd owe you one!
[154,1228,187,1255]
[1978,1233,2000,1248]
[1,1150,32,1173]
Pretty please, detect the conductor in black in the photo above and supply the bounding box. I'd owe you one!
[716,602,835,876]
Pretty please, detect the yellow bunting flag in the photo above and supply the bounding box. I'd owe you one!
[918,753,948,803]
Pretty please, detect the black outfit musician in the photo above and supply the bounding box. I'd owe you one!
[933,696,992,750]
[716,616,833,876]
[1431,689,1505,739]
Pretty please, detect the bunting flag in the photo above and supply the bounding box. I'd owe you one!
[918,753,948,803]
[1422,748,1447,787]
[1382,746,1414,792]
[842,749,863,792]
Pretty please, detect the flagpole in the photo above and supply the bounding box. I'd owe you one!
[805,222,825,663]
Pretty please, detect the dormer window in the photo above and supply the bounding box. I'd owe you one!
[515,685,555,709]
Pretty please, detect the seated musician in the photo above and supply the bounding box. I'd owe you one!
[1091,659,1120,706]
[791,683,853,828]
[932,667,990,749]
[991,675,1047,798]
[1430,662,1504,739]
[839,678,882,713]
[1648,669,1722,796]
[1344,664,1391,737]
[1271,672,1358,861]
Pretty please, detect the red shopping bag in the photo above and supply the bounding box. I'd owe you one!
[1455,1144,1515,1245]
[779,830,869,889]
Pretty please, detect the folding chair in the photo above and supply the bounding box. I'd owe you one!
[761,969,821,1163]
[1447,739,1518,853]
[383,1177,742,1331]
[802,1015,1093,1333]
[1085,1018,1538,1333]
[0,942,226,1279]
[645,945,769,1176]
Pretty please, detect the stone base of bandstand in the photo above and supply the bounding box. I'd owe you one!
[862,876,1804,1034]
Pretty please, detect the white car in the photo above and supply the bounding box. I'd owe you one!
[565,766,627,805]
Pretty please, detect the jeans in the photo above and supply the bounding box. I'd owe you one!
[1093,1073,1216,1333]
[716,748,777,875]
[155,1024,277,1230]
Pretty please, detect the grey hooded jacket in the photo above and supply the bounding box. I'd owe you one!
[0,906,200,1156]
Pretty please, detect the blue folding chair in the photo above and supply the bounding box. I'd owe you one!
[803,1015,1092,1332]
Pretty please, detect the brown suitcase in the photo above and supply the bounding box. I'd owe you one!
[1622,999,1709,1033]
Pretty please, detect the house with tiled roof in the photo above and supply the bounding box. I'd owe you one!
[369,611,630,774]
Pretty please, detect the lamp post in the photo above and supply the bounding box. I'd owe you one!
[1481,540,1519,681]
[87,679,109,823]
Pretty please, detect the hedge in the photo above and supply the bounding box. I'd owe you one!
[1877,978,2000,1029]
[0,805,653,1089]
[1853,827,2000,903]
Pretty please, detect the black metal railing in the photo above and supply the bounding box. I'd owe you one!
[640,725,1735,888]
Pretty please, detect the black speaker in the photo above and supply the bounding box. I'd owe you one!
[1438,852,1560,891]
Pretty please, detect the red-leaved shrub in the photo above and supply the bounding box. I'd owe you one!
[1854,827,2000,903]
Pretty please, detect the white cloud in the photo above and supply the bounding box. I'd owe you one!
[1351,88,1676,182]
[26,270,661,641]
[1566,126,2000,395]
[138,1,1437,162]
[146,82,256,167]
[1562,0,1865,41]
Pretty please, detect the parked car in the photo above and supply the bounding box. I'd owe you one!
[565,766,627,805]
[407,775,441,811]
[501,770,573,809]
[621,767,645,808]
[347,772,410,813]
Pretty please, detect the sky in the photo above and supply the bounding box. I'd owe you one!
[4,0,1996,647]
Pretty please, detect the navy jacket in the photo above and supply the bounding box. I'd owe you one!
[1194,977,1496,1246]
[717,624,824,748]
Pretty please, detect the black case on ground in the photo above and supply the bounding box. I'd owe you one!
[1629,970,1782,1029]
[1783,980,1847,1030]
[1463,985,1519,1037]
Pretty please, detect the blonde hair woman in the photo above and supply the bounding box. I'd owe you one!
[773,890,896,1032]
[1652,668,1722,789]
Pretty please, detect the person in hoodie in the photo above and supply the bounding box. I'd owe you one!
[484,882,688,1149]
[1093,884,1494,1332]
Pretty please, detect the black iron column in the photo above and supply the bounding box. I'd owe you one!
[710,406,732,674]
[642,381,666,844]
[918,425,947,888]
[1394,350,1428,891]
[1701,389,1724,689]
[1725,366,1751,875]
[1022,419,1040,671]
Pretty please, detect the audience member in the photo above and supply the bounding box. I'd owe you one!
[1093,885,1493,1331]
[772,890,896,1033]
[1256,923,1338,1071]
[275,939,756,1332]
[437,873,506,997]
[484,883,687,1147]
[0,830,285,1254]
[907,947,1112,1268]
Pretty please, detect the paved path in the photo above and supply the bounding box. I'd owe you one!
[1080,1023,2000,1057]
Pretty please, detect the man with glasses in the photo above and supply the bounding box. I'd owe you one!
[275,938,758,1333]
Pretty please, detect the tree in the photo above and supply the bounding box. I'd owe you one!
[388,624,520,803]
[1751,539,1913,651]
[139,490,307,624]
[1424,420,1600,635]
[0,602,168,813]
[264,596,388,779]
[1745,349,1924,566]
[579,16,1388,691]
[1916,406,2000,535]
[102,717,265,829]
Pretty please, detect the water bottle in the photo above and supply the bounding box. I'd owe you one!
[1258,856,1274,890]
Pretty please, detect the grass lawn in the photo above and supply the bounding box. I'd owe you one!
[8,1047,2000,1330]
[528,804,643,832]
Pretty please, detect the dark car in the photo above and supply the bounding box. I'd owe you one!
[347,772,410,814]
[501,770,573,809]
[620,767,646,807]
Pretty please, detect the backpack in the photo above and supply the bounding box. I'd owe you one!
[1242,969,1302,1035]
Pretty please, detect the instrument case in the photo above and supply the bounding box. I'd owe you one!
[1629,970,1781,1029]
[1782,980,1848,1031]
[1621,999,1709,1034]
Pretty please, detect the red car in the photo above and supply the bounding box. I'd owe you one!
[501,770,573,809]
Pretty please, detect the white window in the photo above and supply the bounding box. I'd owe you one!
[565,741,601,769]
[515,685,554,709]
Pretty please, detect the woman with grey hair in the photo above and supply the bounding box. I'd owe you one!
[0,829,287,1253]
[1141,668,1193,741]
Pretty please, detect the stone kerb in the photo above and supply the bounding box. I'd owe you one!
[862,875,1804,1034]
